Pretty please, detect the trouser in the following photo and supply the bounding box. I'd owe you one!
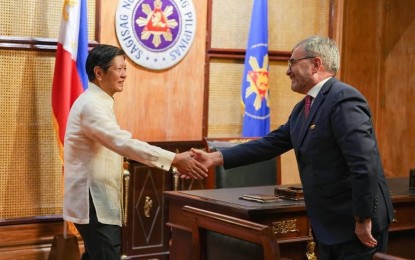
[75,193,121,260]
[317,226,389,260]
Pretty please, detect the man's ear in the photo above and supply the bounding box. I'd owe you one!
[94,66,102,81]
[313,57,322,73]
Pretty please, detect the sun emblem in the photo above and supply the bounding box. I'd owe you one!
[62,0,78,21]
[245,54,270,110]
[135,0,178,48]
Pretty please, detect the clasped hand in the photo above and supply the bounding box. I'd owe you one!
[172,151,208,179]
[174,148,222,179]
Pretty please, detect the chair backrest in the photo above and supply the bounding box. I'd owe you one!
[373,252,411,260]
[183,205,281,260]
[203,137,280,189]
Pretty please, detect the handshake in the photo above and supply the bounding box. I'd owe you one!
[171,148,224,179]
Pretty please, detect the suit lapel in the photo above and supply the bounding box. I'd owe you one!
[295,78,336,148]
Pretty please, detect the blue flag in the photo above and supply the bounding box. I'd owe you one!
[241,0,270,137]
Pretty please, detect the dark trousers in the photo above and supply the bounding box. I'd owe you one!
[75,194,121,260]
[317,226,389,260]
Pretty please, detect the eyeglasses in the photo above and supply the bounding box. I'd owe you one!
[287,56,315,68]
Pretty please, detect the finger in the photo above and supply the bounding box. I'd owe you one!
[367,235,377,245]
[190,168,204,179]
[365,240,377,248]
[191,170,205,180]
[191,160,208,176]
[184,171,198,179]
[195,167,208,178]
[191,148,203,158]
[189,149,196,157]
[181,165,202,179]
[358,235,377,248]
[196,163,208,175]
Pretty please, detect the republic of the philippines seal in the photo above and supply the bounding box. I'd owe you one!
[115,0,197,70]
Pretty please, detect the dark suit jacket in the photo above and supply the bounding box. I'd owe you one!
[221,78,394,245]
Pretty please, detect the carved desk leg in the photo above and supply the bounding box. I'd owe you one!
[122,161,130,226]
[306,228,317,260]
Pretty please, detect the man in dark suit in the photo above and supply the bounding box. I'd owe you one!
[192,36,394,259]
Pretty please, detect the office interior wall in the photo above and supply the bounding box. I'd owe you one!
[0,0,96,218]
[341,0,415,177]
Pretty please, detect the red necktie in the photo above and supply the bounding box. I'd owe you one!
[305,95,312,118]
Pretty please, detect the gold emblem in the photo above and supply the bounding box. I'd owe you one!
[136,0,178,48]
[245,54,270,110]
[272,219,299,235]
[62,0,78,21]
[144,196,153,218]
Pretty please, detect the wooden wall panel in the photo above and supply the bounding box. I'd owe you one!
[379,0,415,176]
[340,0,383,117]
[0,218,84,260]
[100,0,208,142]
[210,0,329,51]
[341,0,415,177]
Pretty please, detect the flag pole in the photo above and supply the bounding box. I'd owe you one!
[51,0,88,248]
[63,220,68,239]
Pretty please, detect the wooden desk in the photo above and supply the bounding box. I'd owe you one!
[164,177,415,259]
[385,178,415,258]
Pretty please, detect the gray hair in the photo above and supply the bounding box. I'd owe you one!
[293,36,340,74]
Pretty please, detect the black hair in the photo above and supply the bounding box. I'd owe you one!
[85,44,125,81]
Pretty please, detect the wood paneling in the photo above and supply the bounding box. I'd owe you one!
[340,0,415,177]
[0,217,83,260]
[340,0,383,115]
[379,0,415,177]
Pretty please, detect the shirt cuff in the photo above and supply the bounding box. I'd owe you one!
[152,148,176,171]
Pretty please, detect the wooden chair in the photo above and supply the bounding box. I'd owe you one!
[203,137,281,189]
[373,252,412,260]
[183,205,281,260]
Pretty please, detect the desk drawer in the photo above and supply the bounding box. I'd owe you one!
[389,201,415,231]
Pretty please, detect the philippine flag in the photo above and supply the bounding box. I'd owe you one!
[52,0,88,161]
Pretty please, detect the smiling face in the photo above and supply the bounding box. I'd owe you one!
[285,44,317,95]
[94,55,127,97]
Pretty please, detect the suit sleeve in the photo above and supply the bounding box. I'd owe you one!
[331,88,380,218]
[221,121,293,169]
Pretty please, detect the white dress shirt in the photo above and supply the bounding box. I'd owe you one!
[63,83,176,226]
[307,77,332,101]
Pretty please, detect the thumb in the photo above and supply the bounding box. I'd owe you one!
[191,148,202,156]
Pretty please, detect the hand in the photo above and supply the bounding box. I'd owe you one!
[354,218,377,248]
[172,151,208,179]
[190,148,223,169]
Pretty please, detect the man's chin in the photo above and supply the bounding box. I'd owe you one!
[290,84,297,92]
